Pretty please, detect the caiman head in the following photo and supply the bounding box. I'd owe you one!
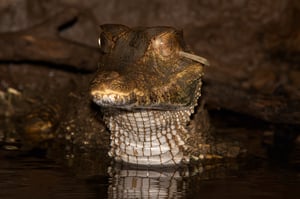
[90,24,209,110]
[90,24,209,166]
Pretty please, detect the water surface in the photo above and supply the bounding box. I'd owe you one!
[1,147,299,199]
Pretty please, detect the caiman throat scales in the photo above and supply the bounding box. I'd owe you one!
[90,24,209,166]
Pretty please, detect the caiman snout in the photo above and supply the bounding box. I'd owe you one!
[90,71,137,107]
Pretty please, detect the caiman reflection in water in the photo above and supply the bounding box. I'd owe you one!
[108,164,188,198]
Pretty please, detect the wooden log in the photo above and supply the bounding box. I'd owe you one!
[203,82,300,125]
[0,8,101,72]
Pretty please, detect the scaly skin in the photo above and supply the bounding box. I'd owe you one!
[90,24,242,166]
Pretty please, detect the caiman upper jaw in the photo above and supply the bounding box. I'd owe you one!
[90,63,204,110]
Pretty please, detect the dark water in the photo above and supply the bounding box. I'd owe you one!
[0,148,299,199]
[0,151,108,199]
[1,111,299,199]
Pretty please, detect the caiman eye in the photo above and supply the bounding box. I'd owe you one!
[152,33,178,57]
[98,33,113,53]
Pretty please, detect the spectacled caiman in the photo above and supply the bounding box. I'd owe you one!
[90,24,244,166]
[1,24,244,167]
